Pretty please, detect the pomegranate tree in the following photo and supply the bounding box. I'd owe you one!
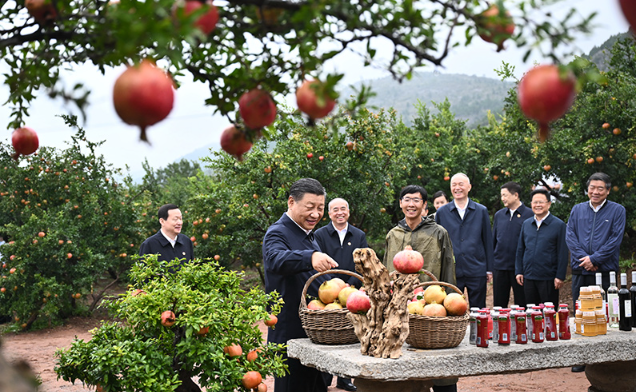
[239,88,277,129]
[11,127,39,160]
[392,245,424,274]
[476,4,515,52]
[296,79,336,119]
[517,64,576,142]
[112,60,175,143]
[173,0,219,35]
[220,125,253,161]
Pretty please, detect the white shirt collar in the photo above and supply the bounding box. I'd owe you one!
[454,198,469,219]
[286,212,313,235]
[160,229,177,248]
[334,222,348,245]
[534,212,550,228]
[589,199,607,213]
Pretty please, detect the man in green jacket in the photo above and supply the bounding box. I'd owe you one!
[383,185,457,392]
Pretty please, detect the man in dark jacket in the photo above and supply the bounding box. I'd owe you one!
[262,178,338,392]
[515,188,568,305]
[138,204,194,264]
[492,182,534,308]
[436,173,493,309]
[315,197,367,391]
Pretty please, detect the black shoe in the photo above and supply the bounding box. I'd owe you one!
[571,365,586,373]
[336,377,357,391]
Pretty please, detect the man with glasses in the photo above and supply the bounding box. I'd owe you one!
[566,173,625,372]
[435,173,493,309]
[515,188,568,305]
[384,185,456,392]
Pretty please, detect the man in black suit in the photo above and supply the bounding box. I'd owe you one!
[138,204,194,264]
[262,178,338,392]
[315,198,367,391]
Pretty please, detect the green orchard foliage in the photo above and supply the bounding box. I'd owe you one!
[1,0,596,131]
[55,256,285,392]
[0,116,143,329]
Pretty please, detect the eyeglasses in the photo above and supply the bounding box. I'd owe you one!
[531,200,549,205]
[402,197,423,204]
[588,186,607,192]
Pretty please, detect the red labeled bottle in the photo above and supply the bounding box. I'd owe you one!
[498,313,511,345]
[558,304,571,340]
[532,308,545,343]
[545,304,558,341]
[477,310,489,348]
[516,312,528,344]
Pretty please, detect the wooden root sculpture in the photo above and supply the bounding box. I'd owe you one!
[348,248,419,358]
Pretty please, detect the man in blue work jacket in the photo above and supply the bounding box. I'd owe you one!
[436,173,493,309]
[263,178,338,392]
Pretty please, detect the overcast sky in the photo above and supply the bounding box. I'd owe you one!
[0,0,630,179]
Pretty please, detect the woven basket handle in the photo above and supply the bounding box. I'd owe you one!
[413,280,464,296]
[299,269,364,309]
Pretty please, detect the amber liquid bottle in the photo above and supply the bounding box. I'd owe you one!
[618,273,632,331]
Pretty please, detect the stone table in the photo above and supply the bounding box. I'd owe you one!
[288,329,636,392]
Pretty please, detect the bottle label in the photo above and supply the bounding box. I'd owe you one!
[501,333,508,341]
[611,296,620,315]
[626,301,633,318]
[581,324,584,333]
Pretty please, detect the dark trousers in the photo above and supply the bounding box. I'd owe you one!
[493,269,526,308]
[322,374,352,387]
[572,272,612,309]
[456,275,487,309]
[523,279,559,305]
[276,353,328,392]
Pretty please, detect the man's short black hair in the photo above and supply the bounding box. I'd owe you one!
[530,188,551,201]
[431,190,448,201]
[400,185,427,201]
[158,204,180,221]
[289,178,326,201]
[586,172,611,190]
[501,181,521,196]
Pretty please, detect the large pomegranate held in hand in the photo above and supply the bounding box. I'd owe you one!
[619,0,636,31]
[476,4,515,52]
[239,88,277,129]
[220,125,253,161]
[113,60,175,143]
[392,245,424,274]
[173,0,219,35]
[518,64,576,142]
[11,127,39,160]
[296,79,337,120]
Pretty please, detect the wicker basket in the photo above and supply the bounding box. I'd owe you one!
[405,280,470,349]
[299,269,362,345]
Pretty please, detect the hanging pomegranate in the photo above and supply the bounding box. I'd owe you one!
[173,0,219,35]
[517,64,576,142]
[11,127,39,160]
[113,60,175,143]
[619,0,636,31]
[239,88,277,129]
[296,79,336,120]
[220,125,253,161]
[476,4,515,52]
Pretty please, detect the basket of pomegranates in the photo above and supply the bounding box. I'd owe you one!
[299,269,366,345]
[405,280,470,349]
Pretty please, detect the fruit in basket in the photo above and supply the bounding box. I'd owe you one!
[422,303,447,317]
[318,278,346,304]
[443,293,468,316]
[392,245,424,274]
[407,300,425,315]
[324,302,343,310]
[346,291,371,314]
[423,284,446,304]
[337,286,358,305]
[307,299,326,310]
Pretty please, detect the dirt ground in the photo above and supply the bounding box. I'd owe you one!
[1,282,591,392]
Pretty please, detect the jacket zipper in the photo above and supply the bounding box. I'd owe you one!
[588,209,597,255]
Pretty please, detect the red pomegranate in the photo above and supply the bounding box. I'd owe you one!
[295,79,336,119]
[477,4,515,52]
[517,64,576,142]
[11,127,39,160]
[25,0,58,24]
[619,0,636,31]
[392,245,424,274]
[174,0,219,35]
[220,125,253,161]
[239,88,277,129]
[113,60,175,143]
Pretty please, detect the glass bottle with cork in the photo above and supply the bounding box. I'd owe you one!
[608,271,619,328]
[618,273,632,331]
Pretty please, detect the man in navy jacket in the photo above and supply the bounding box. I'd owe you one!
[263,178,338,392]
[492,182,534,308]
[138,204,194,265]
[315,197,367,391]
[436,173,493,309]
[515,189,568,305]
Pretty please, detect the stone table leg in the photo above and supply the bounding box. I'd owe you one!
[586,360,636,392]
[354,378,434,392]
